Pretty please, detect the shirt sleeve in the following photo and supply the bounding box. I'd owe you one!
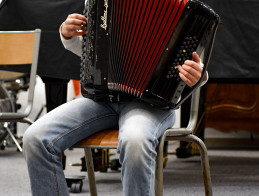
[199,61,209,86]
[59,23,83,57]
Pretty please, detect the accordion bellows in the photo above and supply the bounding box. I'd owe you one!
[81,0,220,108]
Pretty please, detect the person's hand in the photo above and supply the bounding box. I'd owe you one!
[61,14,87,40]
[177,52,203,87]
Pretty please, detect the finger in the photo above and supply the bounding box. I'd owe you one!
[68,13,87,22]
[178,65,198,81]
[177,65,200,87]
[72,24,87,31]
[183,52,201,69]
[65,18,86,26]
[64,23,86,34]
[62,26,86,38]
[179,62,201,80]
[183,60,203,75]
[181,64,202,79]
[72,30,87,36]
[192,51,200,64]
[179,72,193,87]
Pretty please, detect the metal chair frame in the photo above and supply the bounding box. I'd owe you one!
[74,87,212,196]
[155,87,212,196]
[0,29,41,151]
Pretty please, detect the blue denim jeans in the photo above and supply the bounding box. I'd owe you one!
[23,98,175,196]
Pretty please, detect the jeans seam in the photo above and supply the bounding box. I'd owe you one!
[147,111,175,195]
[146,138,155,196]
[46,113,118,153]
[48,152,60,196]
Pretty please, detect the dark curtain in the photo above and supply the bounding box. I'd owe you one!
[203,0,259,82]
[1,0,259,81]
[0,0,85,80]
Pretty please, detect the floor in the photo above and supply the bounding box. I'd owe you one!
[0,142,259,196]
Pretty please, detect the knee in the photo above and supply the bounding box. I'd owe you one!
[118,128,158,163]
[120,130,147,151]
[23,123,46,156]
[23,126,37,150]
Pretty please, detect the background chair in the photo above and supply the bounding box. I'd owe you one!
[73,87,212,196]
[0,29,41,151]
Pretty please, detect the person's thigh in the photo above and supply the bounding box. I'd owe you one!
[24,98,119,154]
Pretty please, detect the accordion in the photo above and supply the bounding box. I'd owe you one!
[80,0,220,109]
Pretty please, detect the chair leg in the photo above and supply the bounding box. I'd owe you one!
[84,148,98,196]
[4,123,23,152]
[176,135,213,196]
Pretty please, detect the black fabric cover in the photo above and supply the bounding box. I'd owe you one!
[0,0,85,80]
[1,0,259,81]
[203,0,259,82]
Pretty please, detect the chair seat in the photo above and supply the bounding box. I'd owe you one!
[74,129,119,148]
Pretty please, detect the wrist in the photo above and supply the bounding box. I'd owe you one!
[61,33,72,40]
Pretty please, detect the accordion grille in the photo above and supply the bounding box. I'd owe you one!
[108,0,188,97]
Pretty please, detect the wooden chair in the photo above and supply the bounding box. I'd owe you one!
[74,87,212,196]
[0,29,41,151]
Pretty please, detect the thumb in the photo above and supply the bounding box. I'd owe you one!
[192,52,200,64]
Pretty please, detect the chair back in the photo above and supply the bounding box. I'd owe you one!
[0,29,41,117]
[186,87,201,131]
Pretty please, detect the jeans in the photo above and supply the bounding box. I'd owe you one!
[23,98,175,196]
